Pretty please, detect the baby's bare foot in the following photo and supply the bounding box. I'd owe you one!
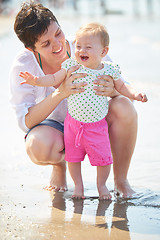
[72,185,85,199]
[44,162,67,192]
[98,185,112,200]
[114,179,135,198]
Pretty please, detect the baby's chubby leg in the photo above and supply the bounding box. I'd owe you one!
[68,162,85,199]
[97,165,111,200]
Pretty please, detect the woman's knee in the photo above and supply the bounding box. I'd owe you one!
[25,130,64,165]
[25,134,48,165]
[107,96,137,124]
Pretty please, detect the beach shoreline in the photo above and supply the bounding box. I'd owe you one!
[1,170,160,240]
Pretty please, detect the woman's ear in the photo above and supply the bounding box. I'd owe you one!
[101,46,109,57]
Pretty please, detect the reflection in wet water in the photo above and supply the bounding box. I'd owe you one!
[50,190,160,239]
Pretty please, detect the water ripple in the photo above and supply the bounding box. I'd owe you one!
[115,189,160,208]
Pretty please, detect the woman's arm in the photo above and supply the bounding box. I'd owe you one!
[25,88,65,128]
[25,66,87,129]
[10,50,87,131]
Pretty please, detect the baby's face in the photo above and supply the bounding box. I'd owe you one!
[75,34,105,70]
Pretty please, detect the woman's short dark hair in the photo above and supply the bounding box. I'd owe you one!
[14,1,59,49]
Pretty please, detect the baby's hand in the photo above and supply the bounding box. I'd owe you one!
[134,92,148,102]
[19,71,38,86]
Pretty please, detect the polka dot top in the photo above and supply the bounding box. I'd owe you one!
[61,58,121,123]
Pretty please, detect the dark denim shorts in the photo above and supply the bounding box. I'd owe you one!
[25,119,64,140]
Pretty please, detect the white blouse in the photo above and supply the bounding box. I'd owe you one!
[9,47,68,132]
[9,38,125,133]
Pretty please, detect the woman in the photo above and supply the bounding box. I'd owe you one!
[10,2,137,197]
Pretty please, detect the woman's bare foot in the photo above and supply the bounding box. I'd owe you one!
[98,185,112,200]
[72,184,85,200]
[114,179,135,198]
[44,161,67,192]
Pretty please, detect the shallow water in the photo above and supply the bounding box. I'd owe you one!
[0,1,160,239]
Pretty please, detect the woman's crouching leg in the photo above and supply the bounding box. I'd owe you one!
[106,96,138,198]
[25,125,67,191]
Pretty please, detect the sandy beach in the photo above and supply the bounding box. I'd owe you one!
[0,1,160,239]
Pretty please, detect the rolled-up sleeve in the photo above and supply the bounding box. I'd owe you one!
[9,50,42,132]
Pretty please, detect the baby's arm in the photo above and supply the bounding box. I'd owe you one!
[19,69,66,87]
[114,78,148,102]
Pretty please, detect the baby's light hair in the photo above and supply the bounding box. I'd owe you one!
[75,23,109,47]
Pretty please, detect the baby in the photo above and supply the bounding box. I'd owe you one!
[20,23,147,200]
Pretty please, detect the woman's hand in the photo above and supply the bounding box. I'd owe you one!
[93,75,116,97]
[58,65,87,98]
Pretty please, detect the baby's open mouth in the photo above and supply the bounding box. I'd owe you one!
[80,56,89,61]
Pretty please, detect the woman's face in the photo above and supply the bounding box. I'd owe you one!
[34,21,66,63]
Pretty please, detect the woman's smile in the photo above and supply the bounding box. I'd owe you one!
[53,46,63,54]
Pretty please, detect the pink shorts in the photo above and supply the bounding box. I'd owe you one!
[64,113,113,166]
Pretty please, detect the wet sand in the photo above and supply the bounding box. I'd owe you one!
[0,169,160,240]
[1,10,160,240]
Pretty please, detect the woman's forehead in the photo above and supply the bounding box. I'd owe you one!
[38,22,60,42]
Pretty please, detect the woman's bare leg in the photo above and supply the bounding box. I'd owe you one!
[68,162,85,199]
[106,96,137,197]
[25,125,67,192]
